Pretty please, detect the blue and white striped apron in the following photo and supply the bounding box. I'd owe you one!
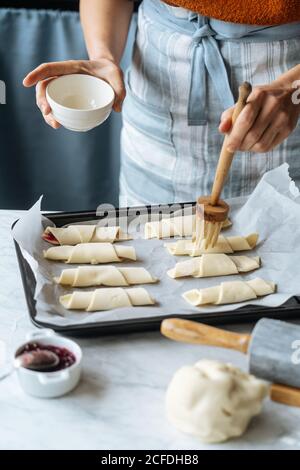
[120,0,300,206]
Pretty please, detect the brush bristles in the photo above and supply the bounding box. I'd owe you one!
[205,221,222,248]
[194,219,223,249]
[193,218,205,248]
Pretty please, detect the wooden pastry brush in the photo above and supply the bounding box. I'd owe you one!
[195,82,252,249]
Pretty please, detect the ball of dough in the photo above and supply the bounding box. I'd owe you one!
[166,359,269,443]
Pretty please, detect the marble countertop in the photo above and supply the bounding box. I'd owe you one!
[1,209,300,450]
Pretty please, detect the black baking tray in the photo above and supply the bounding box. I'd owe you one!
[13,204,300,336]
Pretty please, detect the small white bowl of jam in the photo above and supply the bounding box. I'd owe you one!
[46,74,115,132]
[14,329,82,398]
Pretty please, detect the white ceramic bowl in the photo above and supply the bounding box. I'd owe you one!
[15,329,82,398]
[46,74,115,132]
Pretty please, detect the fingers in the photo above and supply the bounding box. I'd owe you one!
[24,58,127,129]
[36,79,52,115]
[95,63,126,112]
[44,113,61,129]
[24,60,126,111]
[23,60,81,87]
[226,88,265,152]
[250,124,279,153]
[111,72,126,112]
[219,106,234,133]
[36,78,60,129]
[23,60,82,129]
[265,131,289,151]
[239,92,285,151]
[250,110,296,153]
[225,87,299,153]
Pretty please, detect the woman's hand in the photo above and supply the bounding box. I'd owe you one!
[23,58,126,129]
[219,84,300,153]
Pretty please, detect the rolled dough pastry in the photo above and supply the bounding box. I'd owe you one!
[183,278,276,306]
[166,359,269,443]
[167,254,260,279]
[43,243,136,264]
[144,214,231,239]
[43,225,131,245]
[54,266,157,287]
[60,287,155,311]
[165,233,258,256]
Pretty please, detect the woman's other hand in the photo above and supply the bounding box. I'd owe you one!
[23,58,126,129]
[219,84,300,153]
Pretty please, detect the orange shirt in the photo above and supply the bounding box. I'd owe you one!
[163,0,300,25]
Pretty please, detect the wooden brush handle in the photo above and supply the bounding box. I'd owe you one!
[160,318,251,354]
[210,82,252,206]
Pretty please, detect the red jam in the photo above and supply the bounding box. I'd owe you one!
[42,231,59,244]
[16,342,76,371]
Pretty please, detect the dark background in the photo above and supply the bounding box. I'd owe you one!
[0,1,141,12]
[0,0,138,211]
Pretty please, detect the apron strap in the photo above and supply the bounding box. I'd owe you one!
[188,15,235,125]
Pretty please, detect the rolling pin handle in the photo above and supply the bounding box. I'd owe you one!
[270,383,300,408]
[161,318,300,408]
[160,318,251,354]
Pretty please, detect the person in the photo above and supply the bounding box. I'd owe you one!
[23,0,300,206]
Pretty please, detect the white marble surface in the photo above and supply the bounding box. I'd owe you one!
[1,209,300,450]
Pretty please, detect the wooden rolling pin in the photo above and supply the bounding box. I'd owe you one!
[161,317,300,408]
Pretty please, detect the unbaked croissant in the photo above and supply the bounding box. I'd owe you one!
[167,254,260,279]
[43,243,136,264]
[144,214,231,239]
[60,287,155,311]
[165,233,258,256]
[43,225,131,245]
[54,266,157,287]
[183,278,276,306]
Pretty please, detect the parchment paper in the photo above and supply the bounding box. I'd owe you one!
[12,164,300,326]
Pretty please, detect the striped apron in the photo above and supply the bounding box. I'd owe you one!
[120,0,300,206]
